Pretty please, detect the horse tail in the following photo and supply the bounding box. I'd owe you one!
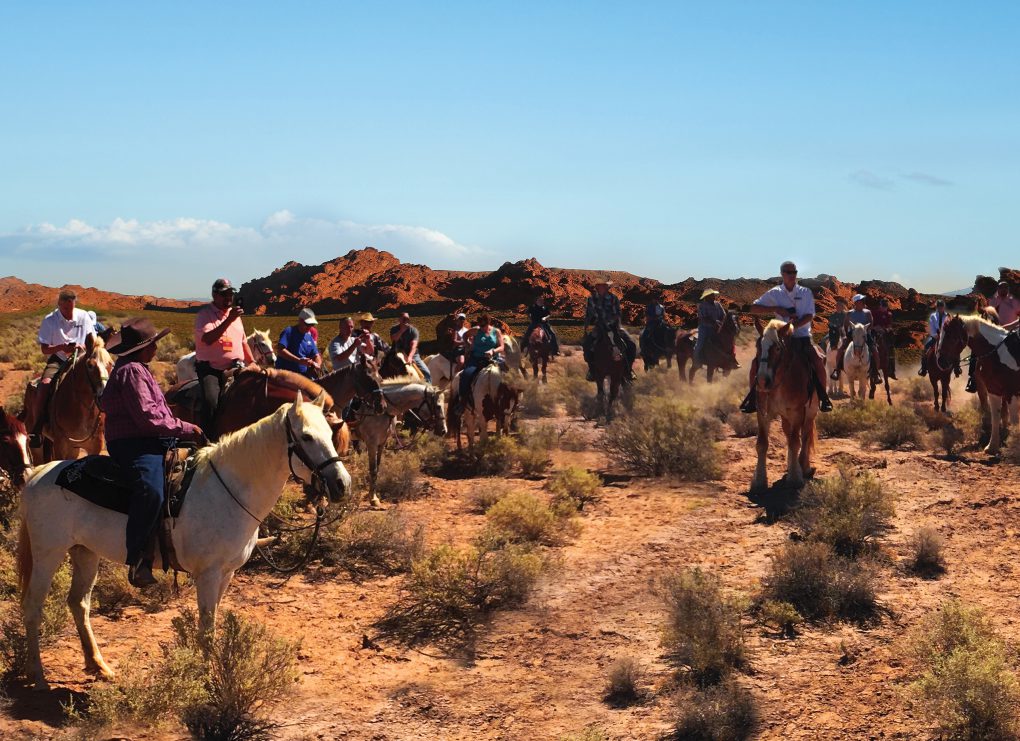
[17,518,32,603]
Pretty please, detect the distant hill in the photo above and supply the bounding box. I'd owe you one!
[0,276,198,314]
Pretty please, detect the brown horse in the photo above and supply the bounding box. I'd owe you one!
[751,320,818,491]
[590,322,627,421]
[23,335,113,462]
[639,321,675,371]
[0,406,32,490]
[688,311,741,383]
[675,330,696,383]
[527,326,552,383]
[937,315,1020,454]
[869,327,894,405]
[924,334,956,414]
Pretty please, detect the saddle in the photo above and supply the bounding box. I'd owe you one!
[1004,331,1020,367]
[55,444,201,573]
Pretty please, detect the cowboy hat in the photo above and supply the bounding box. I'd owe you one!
[594,278,614,287]
[359,312,377,322]
[700,288,720,300]
[107,318,170,356]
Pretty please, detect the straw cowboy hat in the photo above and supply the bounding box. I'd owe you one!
[594,277,614,287]
[107,318,171,356]
[700,289,720,300]
[359,312,377,322]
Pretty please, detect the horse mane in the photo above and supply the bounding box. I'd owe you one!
[257,368,334,408]
[381,375,421,386]
[762,319,791,340]
[201,404,288,466]
[959,313,1006,338]
[1,412,26,435]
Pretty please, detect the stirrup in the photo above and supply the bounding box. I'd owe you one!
[128,561,157,589]
[739,393,757,414]
[829,370,840,380]
[917,367,927,377]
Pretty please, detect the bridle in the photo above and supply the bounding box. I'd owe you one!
[283,411,344,495]
[355,369,386,413]
[248,334,275,367]
[406,388,444,432]
[51,347,106,445]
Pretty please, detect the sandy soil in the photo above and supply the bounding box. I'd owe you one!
[2,348,1018,740]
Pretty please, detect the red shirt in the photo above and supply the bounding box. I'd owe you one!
[872,307,893,329]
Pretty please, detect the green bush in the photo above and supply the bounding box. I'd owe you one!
[559,725,610,741]
[468,482,513,514]
[725,411,758,438]
[759,600,803,638]
[670,680,759,741]
[318,510,424,577]
[760,541,879,622]
[862,405,925,449]
[793,468,895,558]
[911,600,1020,740]
[519,377,560,418]
[605,398,722,480]
[374,449,431,502]
[485,490,572,546]
[817,399,875,438]
[546,467,602,512]
[658,568,745,685]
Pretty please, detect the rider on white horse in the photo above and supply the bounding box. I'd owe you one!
[832,294,878,384]
[454,314,505,414]
[100,319,206,587]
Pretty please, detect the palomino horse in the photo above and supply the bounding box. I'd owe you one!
[751,320,819,492]
[0,406,32,490]
[842,323,871,400]
[688,311,741,383]
[821,334,844,397]
[527,326,552,383]
[18,396,350,689]
[175,329,277,384]
[451,363,504,448]
[937,315,1020,454]
[639,321,675,371]
[352,380,447,507]
[869,327,894,405]
[23,335,113,462]
[590,322,627,421]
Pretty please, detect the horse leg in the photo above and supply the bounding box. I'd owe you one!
[751,413,769,492]
[22,546,68,689]
[799,414,817,479]
[194,568,229,650]
[986,393,1003,454]
[67,545,113,680]
[781,416,804,487]
[607,377,619,423]
[706,366,715,384]
[370,443,384,508]
[884,375,892,406]
[541,356,547,384]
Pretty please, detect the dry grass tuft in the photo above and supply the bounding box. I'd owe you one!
[546,466,602,513]
[374,449,432,502]
[657,567,746,685]
[911,600,1020,740]
[861,405,926,449]
[759,600,803,638]
[670,679,759,741]
[793,468,895,558]
[907,526,946,578]
[725,411,758,438]
[318,510,424,578]
[484,490,576,546]
[604,655,645,706]
[92,562,185,617]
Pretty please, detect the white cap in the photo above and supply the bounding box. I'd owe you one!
[298,308,318,325]
[852,294,866,303]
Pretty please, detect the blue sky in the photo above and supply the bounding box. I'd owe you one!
[1,1,1017,297]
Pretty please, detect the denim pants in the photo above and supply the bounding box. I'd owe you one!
[411,354,432,383]
[107,437,172,566]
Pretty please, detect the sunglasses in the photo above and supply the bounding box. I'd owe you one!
[782,270,797,276]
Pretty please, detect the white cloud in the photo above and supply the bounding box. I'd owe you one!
[0,211,490,297]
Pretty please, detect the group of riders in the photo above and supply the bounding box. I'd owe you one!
[25,265,1015,588]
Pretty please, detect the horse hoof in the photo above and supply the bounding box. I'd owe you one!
[85,662,116,681]
[803,467,816,479]
[29,677,50,692]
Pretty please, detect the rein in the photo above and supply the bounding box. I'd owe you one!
[50,348,104,445]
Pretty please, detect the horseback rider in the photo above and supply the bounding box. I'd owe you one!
[29,289,97,447]
[100,319,205,588]
[524,296,560,356]
[964,281,1020,392]
[827,296,848,350]
[358,312,389,359]
[193,278,256,441]
[275,308,322,379]
[694,289,726,367]
[872,298,897,380]
[832,294,878,383]
[328,317,368,371]
[918,299,959,377]
[438,312,470,374]
[456,314,505,411]
[390,312,432,383]
[740,261,833,413]
[582,279,637,382]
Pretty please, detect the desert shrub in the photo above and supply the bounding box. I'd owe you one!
[92,562,184,616]
[657,567,745,685]
[697,375,745,423]
[0,479,17,532]
[862,404,925,449]
[760,541,879,622]
[2,394,24,418]
[560,725,610,741]
[1002,427,1020,464]
[485,490,567,545]
[557,426,592,451]
[759,600,803,638]
[519,377,560,417]
[905,375,933,402]
[725,411,757,438]
[374,449,431,502]
[670,680,759,741]
[605,399,722,480]
[515,424,555,477]
[604,655,645,706]
[468,482,513,514]
[555,371,595,418]
[911,600,1020,740]
[817,399,875,438]
[473,435,522,476]
[378,543,544,644]
[154,331,186,363]
[408,433,447,472]
[793,468,895,558]
[546,466,602,513]
[907,526,946,578]
[318,510,424,577]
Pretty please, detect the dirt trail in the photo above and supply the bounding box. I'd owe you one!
[3,357,1020,740]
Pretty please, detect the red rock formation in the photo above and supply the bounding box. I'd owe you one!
[0,276,197,313]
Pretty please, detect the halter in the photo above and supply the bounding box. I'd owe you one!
[284,411,344,492]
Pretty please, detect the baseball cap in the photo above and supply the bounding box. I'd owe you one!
[212,278,236,294]
[852,294,866,302]
[298,308,318,325]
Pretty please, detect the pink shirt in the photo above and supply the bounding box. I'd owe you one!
[194,304,248,370]
[991,294,1020,326]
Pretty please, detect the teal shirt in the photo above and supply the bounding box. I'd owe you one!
[470,328,499,360]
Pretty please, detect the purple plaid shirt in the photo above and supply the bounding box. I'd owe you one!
[100,357,199,442]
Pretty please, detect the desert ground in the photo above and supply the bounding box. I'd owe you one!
[1,335,1019,740]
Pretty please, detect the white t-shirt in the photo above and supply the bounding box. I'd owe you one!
[37,307,96,360]
[753,284,816,339]
[328,333,359,370]
[929,311,948,339]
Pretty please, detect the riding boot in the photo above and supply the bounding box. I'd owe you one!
[739,387,757,414]
[966,356,977,393]
[918,353,928,376]
[887,350,897,380]
[816,381,833,412]
[831,348,846,380]
[128,559,157,589]
[28,382,51,448]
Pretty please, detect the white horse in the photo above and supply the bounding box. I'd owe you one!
[450,364,504,449]
[823,335,844,397]
[842,323,871,400]
[17,395,349,690]
[352,380,447,507]
[176,329,277,383]
[424,353,457,392]
[503,335,524,376]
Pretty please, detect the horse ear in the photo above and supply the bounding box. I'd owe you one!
[85,333,95,354]
[754,317,764,337]
[312,391,326,408]
[294,391,303,409]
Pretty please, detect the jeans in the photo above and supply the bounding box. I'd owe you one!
[411,354,432,383]
[107,437,172,566]
[195,361,226,439]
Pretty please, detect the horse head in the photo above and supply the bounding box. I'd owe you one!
[355,356,386,413]
[757,319,792,390]
[287,393,351,505]
[0,406,32,489]
[427,387,448,436]
[83,334,113,398]
[247,329,277,368]
[850,323,868,353]
[936,315,968,369]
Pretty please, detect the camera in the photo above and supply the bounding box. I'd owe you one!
[236,295,244,310]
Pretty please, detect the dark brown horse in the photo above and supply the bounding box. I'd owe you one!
[869,327,894,405]
[23,335,114,462]
[688,311,741,383]
[0,406,32,490]
[937,315,1020,454]
[675,330,696,383]
[924,332,956,414]
[527,326,552,383]
[590,322,627,421]
[639,321,675,371]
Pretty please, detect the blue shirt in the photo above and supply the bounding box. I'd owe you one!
[275,325,319,374]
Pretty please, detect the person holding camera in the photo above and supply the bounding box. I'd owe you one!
[193,278,255,440]
[328,316,369,370]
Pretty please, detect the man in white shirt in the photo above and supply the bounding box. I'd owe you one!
[29,289,97,445]
[328,317,368,370]
[740,261,833,413]
[918,299,959,377]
